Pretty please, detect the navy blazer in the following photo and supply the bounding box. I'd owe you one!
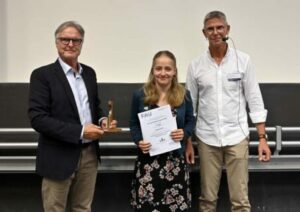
[28,60,104,180]
[129,88,195,155]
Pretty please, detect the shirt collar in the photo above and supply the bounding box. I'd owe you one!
[206,46,232,62]
[58,57,83,75]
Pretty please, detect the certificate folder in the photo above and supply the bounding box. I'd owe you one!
[138,105,181,156]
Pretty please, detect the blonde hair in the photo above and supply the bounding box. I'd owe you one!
[143,50,185,107]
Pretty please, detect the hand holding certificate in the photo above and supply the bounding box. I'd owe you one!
[138,105,181,156]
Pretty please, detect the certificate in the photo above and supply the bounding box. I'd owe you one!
[138,104,181,156]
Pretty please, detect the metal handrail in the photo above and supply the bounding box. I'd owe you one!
[0,141,280,149]
[0,127,130,133]
[1,126,300,172]
[2,155,300,173]
[1,126,300,153]
[282,127,300,132]
[2,141,300,149]
[0,127,276,133]
[0,142,136,149]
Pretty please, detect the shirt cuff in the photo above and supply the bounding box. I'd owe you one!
[249,109,268,123]
[80,126,84,140]
[81,125,92,144]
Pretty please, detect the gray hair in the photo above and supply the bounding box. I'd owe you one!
[55,21,85,39]
[203,11,228,26]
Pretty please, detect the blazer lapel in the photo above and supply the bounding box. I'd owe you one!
[53,60,81,121]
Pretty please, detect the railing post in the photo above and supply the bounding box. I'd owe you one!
[274,125,282,155]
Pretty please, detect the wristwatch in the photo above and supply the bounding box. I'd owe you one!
[258,134,268,141]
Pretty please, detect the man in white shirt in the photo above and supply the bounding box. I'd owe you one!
[185,11,271,212]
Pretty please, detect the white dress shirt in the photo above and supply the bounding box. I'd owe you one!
[186,47,267,147]
[58,58,92,143]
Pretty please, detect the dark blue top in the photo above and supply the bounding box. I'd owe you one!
[129,88,195,155]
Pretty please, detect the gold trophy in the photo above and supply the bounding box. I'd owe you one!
[104,100,122,132]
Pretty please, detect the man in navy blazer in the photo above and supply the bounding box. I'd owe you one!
[28,21,113,212]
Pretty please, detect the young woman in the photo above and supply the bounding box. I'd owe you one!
[130,50,195,211]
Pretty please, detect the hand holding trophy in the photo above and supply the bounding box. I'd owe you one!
[103,100,121,133]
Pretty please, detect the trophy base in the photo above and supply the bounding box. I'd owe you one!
[104,128,122,133]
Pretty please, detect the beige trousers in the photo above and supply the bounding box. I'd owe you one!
[42,145,98,212]
[197,138,251,212]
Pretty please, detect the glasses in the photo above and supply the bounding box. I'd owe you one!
[57,37,83,46]
[205,25,226,34]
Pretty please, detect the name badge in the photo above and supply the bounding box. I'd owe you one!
[227,72,243,81]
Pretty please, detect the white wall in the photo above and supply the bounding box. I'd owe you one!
[1,0,300,83]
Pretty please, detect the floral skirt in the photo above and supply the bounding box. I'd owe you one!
[131,151,191,212]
